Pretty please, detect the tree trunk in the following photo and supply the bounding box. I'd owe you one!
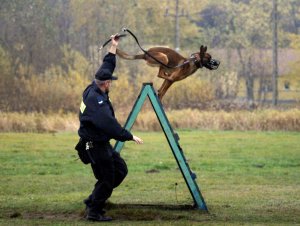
[237,48,255,108]
[246,57,254,108]
[272,0,278,106]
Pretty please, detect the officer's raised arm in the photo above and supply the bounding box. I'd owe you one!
[108,34,119,54]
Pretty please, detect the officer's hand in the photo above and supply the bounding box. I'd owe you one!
[132,135,143,144]
[111,34,119,47]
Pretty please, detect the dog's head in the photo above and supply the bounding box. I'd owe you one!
[191,45,220,70]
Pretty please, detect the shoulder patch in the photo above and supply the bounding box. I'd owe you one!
[80,99,86,113]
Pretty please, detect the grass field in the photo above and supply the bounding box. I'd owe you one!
[0,131,299,225]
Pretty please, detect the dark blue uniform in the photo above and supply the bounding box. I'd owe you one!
[78,81,132,142]
[77,52,132,216]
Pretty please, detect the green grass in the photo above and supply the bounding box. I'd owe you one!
[0,131,299,225]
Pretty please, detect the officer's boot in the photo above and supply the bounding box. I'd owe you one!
[86,201,112,222]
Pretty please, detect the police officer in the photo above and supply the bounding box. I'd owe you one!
[77,34,143,222]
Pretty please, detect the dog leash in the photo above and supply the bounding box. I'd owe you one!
[122,28,194,69]
[98,34,127,51]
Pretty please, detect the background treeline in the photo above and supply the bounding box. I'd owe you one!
[0,0,300,116]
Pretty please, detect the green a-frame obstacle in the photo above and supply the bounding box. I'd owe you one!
[114,83,208,211]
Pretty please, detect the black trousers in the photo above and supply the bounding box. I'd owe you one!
[85,143,128,213]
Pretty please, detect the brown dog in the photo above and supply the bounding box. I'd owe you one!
[116,46,220,100]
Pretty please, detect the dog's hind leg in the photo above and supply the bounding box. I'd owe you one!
[157,68,174,82]
[145,52,168,66]
[116,48,145,60]
[158,80,173,100]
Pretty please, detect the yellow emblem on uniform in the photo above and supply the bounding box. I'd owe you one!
[80,99,86,113]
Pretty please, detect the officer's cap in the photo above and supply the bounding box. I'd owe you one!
[95,69,118,81]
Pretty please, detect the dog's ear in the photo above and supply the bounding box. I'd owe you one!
[200,45,206,58]
[204,46,207,52]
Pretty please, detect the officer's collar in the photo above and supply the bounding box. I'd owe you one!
[92,81,109,97]
[93,81,103,93]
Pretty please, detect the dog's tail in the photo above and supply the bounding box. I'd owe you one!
[116,49,145,60]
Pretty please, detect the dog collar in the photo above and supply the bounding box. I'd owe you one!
[190,53,203,68]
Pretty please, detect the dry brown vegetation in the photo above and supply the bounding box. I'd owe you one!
[1,109,299,132]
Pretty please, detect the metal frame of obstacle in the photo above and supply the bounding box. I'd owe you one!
[114,83,208,211]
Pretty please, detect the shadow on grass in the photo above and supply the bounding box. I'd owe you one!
[6,203,209,222]
[105,202,209,221]
[107,202,197,211]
